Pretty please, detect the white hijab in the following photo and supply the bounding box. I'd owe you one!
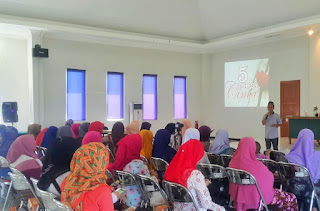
[182,128,200,145]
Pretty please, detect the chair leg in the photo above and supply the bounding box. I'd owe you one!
[2,181,12,211]
[310,190,315,211]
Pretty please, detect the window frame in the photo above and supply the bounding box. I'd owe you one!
[106,71,124,121]
[173,76,187,119]
[142,74,158,120]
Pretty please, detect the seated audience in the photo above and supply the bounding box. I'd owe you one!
[285,129,320,197]
[125,120,140,135]
[108,134,142,171]
[38,137,80,196]
[199,125,212,152]
[82,131,102,145]
[28,124,41,139]
[152,129,176,163]
[164,139,226,211]
[229,137,298,211]
[71,123,81,138]
[165,123,175,135]
[36,127,48,146]
[102,122,126,156]
[88,121,104,133]
[181,119,192,137]
[210,129,234,155]
[255,141,270,159]
[0,126,18,179]
[139,129,154,169]
[65,119,74,127]
[57,126,73,138]
[182,128,210,164]
[122,159,159,207]
[7,135,42,179]
[41,126,58,148]
[78,122,90,138]
[61,142,114,211]
[140,122,152,131]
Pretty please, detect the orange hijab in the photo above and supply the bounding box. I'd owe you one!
[61,142,112,210]
[139,130,154,169]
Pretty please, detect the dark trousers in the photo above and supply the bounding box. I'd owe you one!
[265,138,279,150]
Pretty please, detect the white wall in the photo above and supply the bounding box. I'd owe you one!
[0,36,30,131]
[201,36,310,144]
[40,37,202,133]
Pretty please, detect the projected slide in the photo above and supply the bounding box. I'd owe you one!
[225,59,269,107]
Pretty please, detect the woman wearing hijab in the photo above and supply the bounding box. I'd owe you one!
[88,121,104,134]
[0,126,18,179]
[38,137,80,196]
[7,135,42,179]
[41,126,58,148]
[71,123,81,138]
[65,119,74,127]
[28,124,42,139]
[210,129,234,155]
[165,123,175,135]
[181,119,192,137]
[182,128,210,164]
[82,131,102,145]
[139,129,154,169]
[57,126,73,138]
[36,128,48,146]
[285,129,320,197]
[125,120,139,135]
[199,125,212,152]
[164,139,225,211]
[61,142,114,211]
[78,123,90,138]
[108,134,142,172]
[140,122,152,131]
[229,137,298,211]
[152,129,177,163]
[102,122,125,156]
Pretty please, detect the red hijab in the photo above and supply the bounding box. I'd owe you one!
[36,128,48,146]
[88,121,104,133]
[71,124,81,138]
[164,139,204,187]
[229,137,274,211]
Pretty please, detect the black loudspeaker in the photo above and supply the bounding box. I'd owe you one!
[33,44,49,58]
[2,102,18,123]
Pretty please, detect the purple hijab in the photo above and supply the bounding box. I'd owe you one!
[210,129,229,154]
[285,129,320,182]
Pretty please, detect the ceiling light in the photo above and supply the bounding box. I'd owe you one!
[308,30,314,36]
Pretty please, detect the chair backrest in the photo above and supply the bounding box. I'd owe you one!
[207,153,220,165]
[278,162,315,195]
[162,180,200,211]
[196,164,226,179]
[140,155,149,166]
[220,155,232,167]
[270,151,288,162]
[0,156,9,168]
[38,189,58,211]
[30,177,41,197]
[225,167,268,211]
[257,159,279,173]
[114,170,137,186]
[53,198,73,211]
[106,169,115,184]
[151,157,169,172]
[135,174,170,207]
[106,147,115,163]
[36,146,47,157]
[8,172,30,191]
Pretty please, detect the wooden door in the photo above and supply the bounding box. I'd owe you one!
[280,80,300,137]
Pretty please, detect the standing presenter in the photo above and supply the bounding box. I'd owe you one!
[262,101,282,150]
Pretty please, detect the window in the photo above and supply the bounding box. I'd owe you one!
[107,72,124,120]
[67,69,86,120]
[143,74,157,120]
[174,76,187,119]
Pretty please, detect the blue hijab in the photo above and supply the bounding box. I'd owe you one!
[152,129,176,163]
[41,126,58,148]
[0,126,18,179]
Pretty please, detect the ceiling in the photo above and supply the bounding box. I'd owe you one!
[0,0,320,41]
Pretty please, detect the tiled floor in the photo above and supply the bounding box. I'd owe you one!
[229,137,320,154]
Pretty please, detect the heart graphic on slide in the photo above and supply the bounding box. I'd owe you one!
[256,71,269,89]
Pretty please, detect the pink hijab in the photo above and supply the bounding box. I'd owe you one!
[181,119,192,137]
[126,120,140,135]
[71,123,80,138]
[229,137,274,211]
[7,135,42,179]
[82,131,102,145]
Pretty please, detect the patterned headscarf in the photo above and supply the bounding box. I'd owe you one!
[61,142,111,210]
